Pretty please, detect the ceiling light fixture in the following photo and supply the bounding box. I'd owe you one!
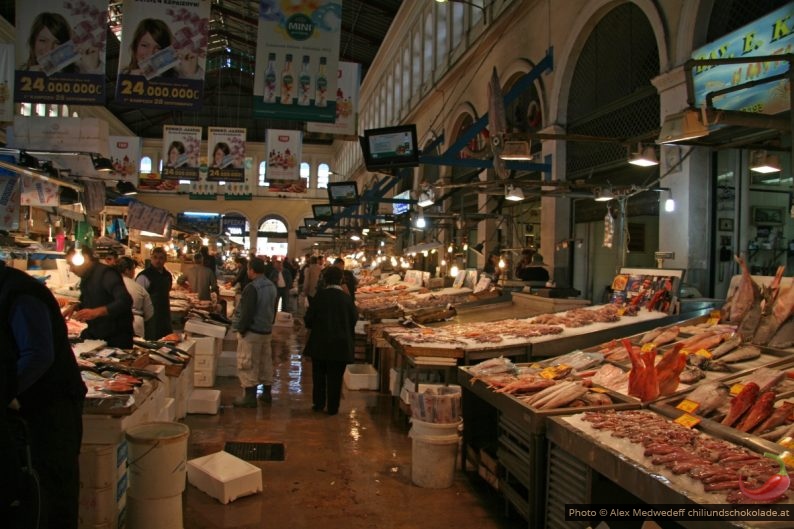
[470,241,485,256]
[92,155,115,172]
[414,212,426,229]
[750,150,781,173]
[499,140,533,161]
[594,187,614,202]
[505,184,525,201]
[116,181,138,195]
[417,188,435,208]
[657,109,709,144]
[628,144,659,167]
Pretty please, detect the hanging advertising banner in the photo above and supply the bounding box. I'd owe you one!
[691,2,794,113]
[253,0,341,122]
[306,61,361,137]
[115,0,210,111]
[14,0,107,105]
[207,127,245,182]
[0,176,20,230]
[109,136,141,188]
[126,200,171,235]
[0,44,14,122]
[20,175,60,207]
[162,125,201,180]
[265,129,302,186]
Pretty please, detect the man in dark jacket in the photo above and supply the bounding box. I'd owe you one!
[333,257,358,304]
[136,246,173,340]
[67,247,134,348]
[269,258,293,312]
[304,266,357,415]
[0,260,87,529]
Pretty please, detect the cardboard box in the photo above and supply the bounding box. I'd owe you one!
[184,319,228,339]
[187,389,221,414]
[187,451,262,504]
[343,364,378,391]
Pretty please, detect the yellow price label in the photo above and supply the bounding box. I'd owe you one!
[710,310,722,319]
[674,413,702,429]
[730,383,745,396]
[641,343,656,353]
[590,387,609,393]
[779,451,794,469]
[694,349,712,359]
[617,307,626,316]
[707,317,720,326]
[779,439,794,451]
[676,399,701,413]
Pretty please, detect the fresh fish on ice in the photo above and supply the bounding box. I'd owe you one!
[717,345,761,364]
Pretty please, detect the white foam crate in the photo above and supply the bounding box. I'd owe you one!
[187,451,262,504]
[187,389,221,414]
[79,440,128,489]
[343,363,378,391]
[184,319,228,339]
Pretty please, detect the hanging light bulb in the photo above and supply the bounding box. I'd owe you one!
[441,259,447,266]
[447,244,453,253]
[71,247,85,266]
[664,197,675,212]
[498,256,506,269]
[463,242,468,251]
[450,264,459,277]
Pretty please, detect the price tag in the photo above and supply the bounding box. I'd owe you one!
[590,387,609,393]
[730,383,745,396]
[674,413,702,429]
[676,399,701,413]
[779,439,794,451]
[641,343,656,353]
[617,307,626,316]
[694,349,712,359]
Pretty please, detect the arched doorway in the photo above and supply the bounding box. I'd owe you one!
[257,216,289,256]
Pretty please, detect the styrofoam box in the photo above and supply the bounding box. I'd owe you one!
[191,336,221,357]
[185,319,228,339]
[80,440,128,489]
[343,364,378,391]
[193,354,218,371]
[157,397,176,422]
[187,389,221,414]
[78,480,126,528]
[187,451,262,504]
[217,350,237,377]
[193,368,217,388]
[82,381,167,445]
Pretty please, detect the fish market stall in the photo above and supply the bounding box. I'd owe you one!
[458,355,642,529]
[544,410,794,529]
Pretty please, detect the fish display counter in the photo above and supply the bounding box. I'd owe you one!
[458,356,642,529]
[544,410,794,529]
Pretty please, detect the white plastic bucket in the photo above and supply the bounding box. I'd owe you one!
[127,494,183,529]
[409,419,462,488]
[125,421,190,499]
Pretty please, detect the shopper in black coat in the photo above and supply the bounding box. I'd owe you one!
[304,266,357,415]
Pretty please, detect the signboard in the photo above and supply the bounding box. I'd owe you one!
[14,0,107,105]
[306,61,361,137]
[109,136,141,188]
[265,129,301,180]
[0,176,20,230]
[162,125,201,181]
[691,2,794,113]
[207,127,245,182]
[0,44,14,121]
[115,0,210,111]
[175,212,220,234]
[253,1,342,121]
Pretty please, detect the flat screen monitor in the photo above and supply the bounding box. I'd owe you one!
[312,204,333,219]
[304,218,320,228]
[359,124,419,171]
[296,226,309,239]
[392,189,411,216]
[327,181,359,205]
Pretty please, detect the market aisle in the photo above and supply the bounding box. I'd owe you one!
[182,324,514,529]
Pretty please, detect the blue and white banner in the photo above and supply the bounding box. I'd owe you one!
[14,0,107,105]
[691,2,794,113]
[115,0,210,111]
[253,1,342,122]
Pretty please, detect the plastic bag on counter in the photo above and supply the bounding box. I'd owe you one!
[468,356,517,376]
[530,350,604,373]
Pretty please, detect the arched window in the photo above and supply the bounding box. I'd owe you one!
[140,156,152,174]
[317,163,330,189]
[258,218,288,233]
[258,161,268,186]
[300,162,310,187]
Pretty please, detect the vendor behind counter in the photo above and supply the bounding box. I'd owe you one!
[515,250,550,283]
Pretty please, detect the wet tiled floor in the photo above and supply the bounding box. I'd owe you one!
[182,323,517,529]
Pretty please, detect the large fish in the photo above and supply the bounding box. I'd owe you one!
[655,343,687,396]
[684,381,730,416]
[721,382,759,427]
[487,66,508,179]
[725,256,760,324]
[753,271,794,345]
[752,401,794,434]
[735,391,776,432]
[767,316,794,349]
[709,335,742,359]
[716,345,761,364]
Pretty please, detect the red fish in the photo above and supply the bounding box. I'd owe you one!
[655,344,687,396]
[736,391,776,432]
[721,382,760,427]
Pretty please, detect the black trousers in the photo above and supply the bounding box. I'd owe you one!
[311,359,347,414]
[274,287,289,312]
[24,397,83,529]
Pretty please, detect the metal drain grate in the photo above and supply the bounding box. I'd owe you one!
[224,442,285,461]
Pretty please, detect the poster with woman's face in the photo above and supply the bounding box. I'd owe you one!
[115,0,210,111]
[14,0,107,105]
[162,125,201,181]
[207,127,245,182]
